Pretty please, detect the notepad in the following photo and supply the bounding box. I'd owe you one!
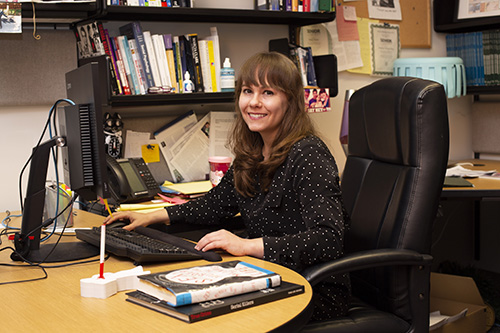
[443,176,474,187]
[161,180,212,195]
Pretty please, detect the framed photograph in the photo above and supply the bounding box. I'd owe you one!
[0,3,21,34]
[305,88,331,113]
[457,0,500,20]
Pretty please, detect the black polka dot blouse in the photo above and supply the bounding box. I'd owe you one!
[166,135,350,319]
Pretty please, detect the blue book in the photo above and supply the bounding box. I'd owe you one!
[304,46,317,86]
[118,35,141,95]
[119,21,155,89]
[310,0,318,12]
[178,35,189,86]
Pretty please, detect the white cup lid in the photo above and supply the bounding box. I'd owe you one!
[209,156,232,163]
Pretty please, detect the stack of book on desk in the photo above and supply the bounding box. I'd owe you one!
[125,260,305,323]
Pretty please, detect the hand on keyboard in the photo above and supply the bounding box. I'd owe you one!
[75,227,222,263]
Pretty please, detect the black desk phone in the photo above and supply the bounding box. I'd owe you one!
[106,155,159,203]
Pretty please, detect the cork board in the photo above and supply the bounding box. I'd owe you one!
[472,103,500,155]
[0,29,77,106]
[339,0,431,48]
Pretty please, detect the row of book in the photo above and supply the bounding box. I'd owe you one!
[126,260,304,323]
[255,0,334,12]
[446,30,500,87]
[76,21,221,96]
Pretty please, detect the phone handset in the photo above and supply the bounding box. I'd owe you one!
[105,154,130,202]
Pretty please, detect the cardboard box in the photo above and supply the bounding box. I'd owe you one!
[430,272,487,333]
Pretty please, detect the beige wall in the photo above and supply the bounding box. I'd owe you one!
[0,3,475,213]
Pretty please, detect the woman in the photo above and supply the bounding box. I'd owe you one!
[105,51,350,320]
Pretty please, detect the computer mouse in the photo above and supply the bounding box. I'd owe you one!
[106,220,131,229]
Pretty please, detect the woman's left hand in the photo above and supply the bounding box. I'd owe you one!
[195,229,264,258]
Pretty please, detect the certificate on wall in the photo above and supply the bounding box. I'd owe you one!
[369,23,400,76]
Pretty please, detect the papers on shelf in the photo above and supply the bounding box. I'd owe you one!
[154,111,234,183]
[445,165,497,178]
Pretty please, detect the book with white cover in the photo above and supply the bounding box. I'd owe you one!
[152,34,172,87]
[143,30,162,87]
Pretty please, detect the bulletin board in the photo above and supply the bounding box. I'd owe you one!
[339,0,431,48]
[0,30,77,106]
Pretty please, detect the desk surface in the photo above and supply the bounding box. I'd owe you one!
[442,159,500,198]
[0,210,312,332]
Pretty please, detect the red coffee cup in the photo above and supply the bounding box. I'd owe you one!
[208,156,232,187]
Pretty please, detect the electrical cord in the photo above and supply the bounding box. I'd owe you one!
[0,247,109,285]
[0,208,109,285]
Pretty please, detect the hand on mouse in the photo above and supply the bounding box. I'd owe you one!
[103,209,170,231]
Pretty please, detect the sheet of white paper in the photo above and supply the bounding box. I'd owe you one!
[209,111,236,159]
[446,165,496,178]
[324,21,363,72]
[169,113,211,182]
[367,0,402,20]
[299,23,332,56]
[155,111,198,180]
[124,130,151,159]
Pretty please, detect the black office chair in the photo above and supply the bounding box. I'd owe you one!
[301,77,450,333]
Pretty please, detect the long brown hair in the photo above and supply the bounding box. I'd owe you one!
[229,52,317,197]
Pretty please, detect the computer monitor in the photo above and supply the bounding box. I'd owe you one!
[11,62,109,263]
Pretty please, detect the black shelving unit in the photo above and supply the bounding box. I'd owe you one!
[32,1,335,107]
[434,0,500,33]
[434,0,500,96]
[467,85,500,97]
[94,5,335,26]
[21,2,97,23]
[109,91,235,107]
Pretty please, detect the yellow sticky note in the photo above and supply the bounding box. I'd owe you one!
[141,144,160,163]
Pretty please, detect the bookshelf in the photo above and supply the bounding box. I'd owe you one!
[21,2,97,25]
[70,1,335,108]
[434,0,500,95]
[20,1,335,107]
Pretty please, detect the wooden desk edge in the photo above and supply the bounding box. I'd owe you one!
[0,209,313,332]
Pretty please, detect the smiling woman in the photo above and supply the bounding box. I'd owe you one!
[238,81,288,156]
[105,51,350,322]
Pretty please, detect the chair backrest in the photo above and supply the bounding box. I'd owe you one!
[341,77,449,321]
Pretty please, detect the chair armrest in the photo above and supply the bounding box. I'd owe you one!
[301,248,432,286]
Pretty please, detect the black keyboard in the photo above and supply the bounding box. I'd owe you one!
[75,227,204,264]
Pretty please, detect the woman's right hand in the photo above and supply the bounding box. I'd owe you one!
[103,209,170,231]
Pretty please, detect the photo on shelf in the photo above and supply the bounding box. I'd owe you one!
[0,3,21,34]
[305,87,331,113]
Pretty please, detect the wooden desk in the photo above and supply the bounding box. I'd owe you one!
[442,159,500,198]
[441,159,500,260]
[0,210,312,332]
